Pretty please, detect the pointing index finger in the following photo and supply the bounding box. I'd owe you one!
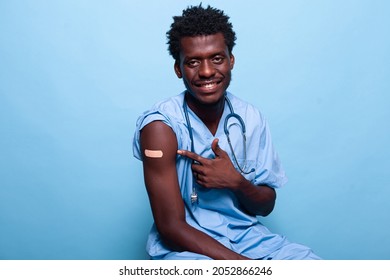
[177,149,204,164]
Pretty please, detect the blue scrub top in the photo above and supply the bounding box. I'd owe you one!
[133,91,288,259]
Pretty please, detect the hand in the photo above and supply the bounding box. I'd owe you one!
[177,138,242,190]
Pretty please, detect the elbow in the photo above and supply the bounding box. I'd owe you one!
[257,202,275,217]
[252,187,277,216]
[252,188,277,216]
[243,200,275,217]
[259,186,276,216]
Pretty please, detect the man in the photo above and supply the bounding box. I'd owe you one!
[133,4,320,260]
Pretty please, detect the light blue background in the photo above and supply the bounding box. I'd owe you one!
[1,0,389,260]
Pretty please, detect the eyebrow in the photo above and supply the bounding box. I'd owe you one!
[184,51,227,61]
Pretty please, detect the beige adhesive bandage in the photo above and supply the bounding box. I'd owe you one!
[144,149,163,158]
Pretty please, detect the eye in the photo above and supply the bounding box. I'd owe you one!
[212,56,225,64]
[185,59,199,68]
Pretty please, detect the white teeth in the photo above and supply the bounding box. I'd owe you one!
[202,82,216,88]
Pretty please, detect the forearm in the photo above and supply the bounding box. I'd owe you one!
[158,220,249,260]
[231,174,276,216]
[177,140,276,216]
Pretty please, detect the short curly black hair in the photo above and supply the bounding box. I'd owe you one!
[166,4,236,62]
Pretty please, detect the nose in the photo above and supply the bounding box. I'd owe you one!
[198,60,216,78]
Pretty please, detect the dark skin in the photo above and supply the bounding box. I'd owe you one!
[140,33,276,260]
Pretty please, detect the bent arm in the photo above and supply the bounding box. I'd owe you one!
[177,138,276,217]
[232,176,276,217]
[140,121,249,259]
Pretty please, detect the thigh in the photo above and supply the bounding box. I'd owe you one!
[261,241,321,260]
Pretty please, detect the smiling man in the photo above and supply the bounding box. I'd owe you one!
[133,4,320,260]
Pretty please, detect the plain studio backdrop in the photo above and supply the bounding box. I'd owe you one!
[1,0,389,260]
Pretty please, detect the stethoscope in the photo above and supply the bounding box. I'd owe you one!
[183,94,255,204]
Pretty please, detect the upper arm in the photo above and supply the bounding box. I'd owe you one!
[139,121,185,234]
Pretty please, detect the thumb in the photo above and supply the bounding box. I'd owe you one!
[211,138,223,157]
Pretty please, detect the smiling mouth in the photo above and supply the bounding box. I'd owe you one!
[195,80,221,90]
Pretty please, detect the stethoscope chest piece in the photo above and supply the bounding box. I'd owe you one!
[190,191,198,204]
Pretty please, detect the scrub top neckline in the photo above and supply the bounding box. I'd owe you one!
[183,98,230,139]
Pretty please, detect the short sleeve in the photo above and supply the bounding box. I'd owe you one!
[252,115,288,189]
[132,108,190,161]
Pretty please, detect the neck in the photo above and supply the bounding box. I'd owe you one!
[185,92,225,135]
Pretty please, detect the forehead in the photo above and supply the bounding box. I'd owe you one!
[179,33,228,58]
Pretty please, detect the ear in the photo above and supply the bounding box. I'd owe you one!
[230,53,235,70]
[174,62,182,78]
